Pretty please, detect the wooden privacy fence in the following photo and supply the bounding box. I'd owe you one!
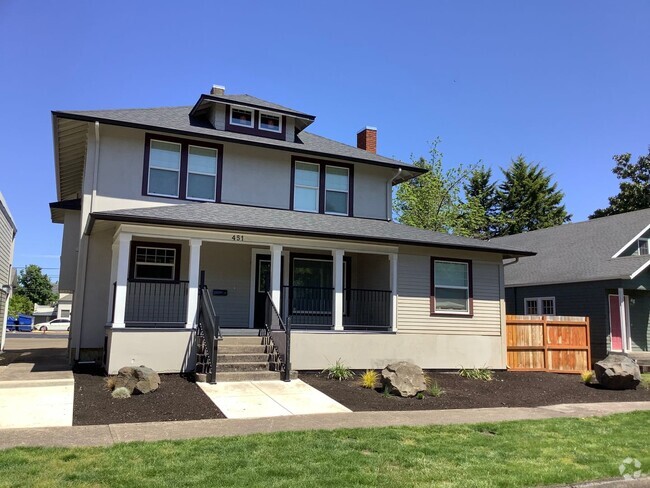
[506,315,591,374]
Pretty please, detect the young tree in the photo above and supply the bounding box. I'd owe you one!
[15,265,56,306]
[393,139,474,233]
[8,294,33,317]
[496,156,571,235]
[589,149,650,219]
[457,166,502,239]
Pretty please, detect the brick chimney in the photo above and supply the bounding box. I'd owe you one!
[210,84,225,96]
[357,126,377,153]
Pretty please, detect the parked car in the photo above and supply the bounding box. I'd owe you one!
[38,318,71,332]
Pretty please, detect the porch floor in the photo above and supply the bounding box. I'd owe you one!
[197,379,351,419]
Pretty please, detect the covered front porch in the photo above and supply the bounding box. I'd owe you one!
[107,224,398,335]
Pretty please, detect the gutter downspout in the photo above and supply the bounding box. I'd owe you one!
[386,168,402,221]
[73,122,100,361]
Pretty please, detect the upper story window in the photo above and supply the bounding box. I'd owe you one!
[230,107,254,128]
[638,238,649,255]
[524,297,556,315]
[148,141,181,197]
[431,259,472,315]
[291,158,353,216]
[143,134,222,202]
[259,112,282,133]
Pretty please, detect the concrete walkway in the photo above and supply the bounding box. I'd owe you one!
[198,379,351,418]
[0,333,74,429]
[0,400,648,450]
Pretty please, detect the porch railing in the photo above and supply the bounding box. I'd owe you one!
[281,286,392,331]
[196,285,221,384]
[124,280,189,326]
[343,288,391,331]
[264,292,291,381]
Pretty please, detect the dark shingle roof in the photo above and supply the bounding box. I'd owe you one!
[493,208,650,286]
[91,202,534,257]
[52,102,424,183]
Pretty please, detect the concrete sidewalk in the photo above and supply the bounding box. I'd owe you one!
[1,400,649,450]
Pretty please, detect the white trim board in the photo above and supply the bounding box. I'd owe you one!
[612,222,650,258]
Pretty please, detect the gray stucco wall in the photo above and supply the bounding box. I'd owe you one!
[505,273,650,359]
[58,211,81,292]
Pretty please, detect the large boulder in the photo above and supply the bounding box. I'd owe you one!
[594,354,641,390]
[114,366,161,395]
[381,361,426,397]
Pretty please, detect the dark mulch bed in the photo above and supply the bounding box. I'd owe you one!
[301,370,650,411]
[73,365,224,425]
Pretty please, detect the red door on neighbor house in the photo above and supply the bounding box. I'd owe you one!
[608,295,623,351]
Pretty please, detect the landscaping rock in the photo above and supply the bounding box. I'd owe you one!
[594,354,641,390]
[113,366,161,395]
[381,361,426,397]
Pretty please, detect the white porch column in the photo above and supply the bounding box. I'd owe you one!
[618,287,628,352]
[112,232,132,328]
[332,249,344,331]
[270,244,282,311]
[186,239,202,329]
[389,253,398,332]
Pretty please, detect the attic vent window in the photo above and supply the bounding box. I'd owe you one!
[639,238,649,256]
[230,107,253,128]
[259,112,281,133]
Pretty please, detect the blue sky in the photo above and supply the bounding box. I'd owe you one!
[1,1,648,282]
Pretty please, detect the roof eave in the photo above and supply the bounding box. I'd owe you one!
[88,212,535,258]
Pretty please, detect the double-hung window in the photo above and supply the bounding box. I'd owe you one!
[187,146,218,201]
[294,162,320,212]
[292,159,352,216]
[524,297,555,315]
[133,246,177,281]
[431,259,472,314]
[325,166,349,215]
[145,135,221,202]
[148,140,181,197]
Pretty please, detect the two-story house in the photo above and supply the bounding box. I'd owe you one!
[0,191,17,352]
[50,85,531,377]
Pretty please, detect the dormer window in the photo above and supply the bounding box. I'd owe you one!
[639,238,649,256]
[259,112,282,133]
[230,107,253,128]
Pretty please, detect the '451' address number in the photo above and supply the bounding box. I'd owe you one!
[231,234,245,242]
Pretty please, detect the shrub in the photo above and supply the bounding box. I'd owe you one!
[641,373,650,390]
[416,392,425,400]
[580,370,594,385]
[322,359,354,381]
[459,367,493,381]
[111,387,131,399]
[360,370,379,389]
[382,384,392,398]
[428,380,444,397]
[104,376,117,392]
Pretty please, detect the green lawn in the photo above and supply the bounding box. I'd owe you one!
[1,412,649,488]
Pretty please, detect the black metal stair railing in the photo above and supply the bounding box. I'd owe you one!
[264,292,291,382]
[196,285,221,384]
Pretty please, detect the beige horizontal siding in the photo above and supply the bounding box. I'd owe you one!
[397,254,502,336]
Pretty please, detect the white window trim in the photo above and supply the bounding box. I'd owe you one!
[186,145,218,202]
[134,246,177,281]
[433,260,470,314]
[258,111,282,133]
[324,165,350,216]
[229,106,255,128]
[294,161,320,213]
[638,238,649,255]
[147,139,181,198]
[524,297,556,316]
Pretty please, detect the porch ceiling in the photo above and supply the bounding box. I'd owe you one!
[89,202,534,257]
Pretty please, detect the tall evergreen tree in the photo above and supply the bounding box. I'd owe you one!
[457,166,502,239]
[393,139,474,233]
[496,156,571,235]
[589,149,650,219]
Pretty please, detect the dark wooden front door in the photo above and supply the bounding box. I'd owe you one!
[254,255,271,328]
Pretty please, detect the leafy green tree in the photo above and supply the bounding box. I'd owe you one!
[457,166,503,239]
[496,156,571,235]
[589,149,650,219]
[394,139,475,233]
[8,294,33,316]
[15,265,56,305]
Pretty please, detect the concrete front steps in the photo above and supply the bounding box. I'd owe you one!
[211,335,294,382]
